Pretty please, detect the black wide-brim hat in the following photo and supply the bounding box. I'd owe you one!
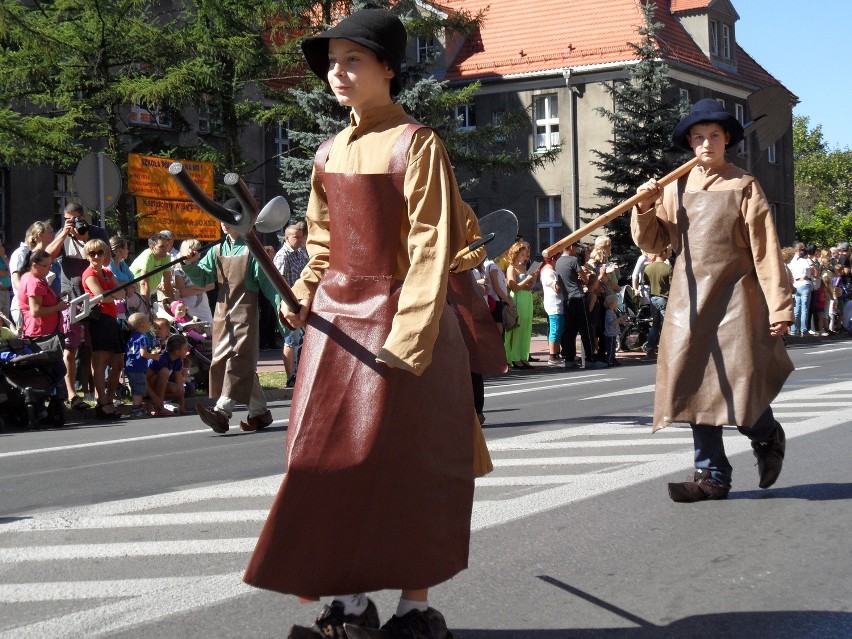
[671,98,745,151]
[301,8,407,97]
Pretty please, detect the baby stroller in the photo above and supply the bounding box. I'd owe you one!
[617,286,654,352]
[0,336,66,431]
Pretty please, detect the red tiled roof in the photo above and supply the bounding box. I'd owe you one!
[439,0,783,91]
[670,0,713,12]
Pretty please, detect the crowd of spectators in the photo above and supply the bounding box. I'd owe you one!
[0,204,306,428]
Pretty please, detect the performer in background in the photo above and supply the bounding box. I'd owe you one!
[633,99,793,503]
[244,9,475,639]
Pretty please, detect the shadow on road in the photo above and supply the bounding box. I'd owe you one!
[447,575,852,638]
[731,482,852,501]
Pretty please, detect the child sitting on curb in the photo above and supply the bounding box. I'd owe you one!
[124,312,162,418]
[146,334,191,416]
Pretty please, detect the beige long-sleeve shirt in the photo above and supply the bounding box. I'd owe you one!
[291,104,472,374]
[631,162,794,325]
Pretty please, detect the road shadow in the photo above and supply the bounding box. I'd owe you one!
[0,516,31,525]
[730,482,852,501]
[447,576,852,638]
[483,415,653,430]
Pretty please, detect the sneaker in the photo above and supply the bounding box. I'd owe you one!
[286,374,297,388]
[288,599,379,639]
[130,406,148,419]
[789,331,800,337]
[820,331,830,336]
[807,330,819,336]
[547,358,562,366]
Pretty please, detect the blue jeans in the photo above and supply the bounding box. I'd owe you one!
[647,295,667,351]
[691,407,780,486]
[793,284,812,334]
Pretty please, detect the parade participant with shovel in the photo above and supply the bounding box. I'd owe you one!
[242,9,476,639]
[632,97,793,502]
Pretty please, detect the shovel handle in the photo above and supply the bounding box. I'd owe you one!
[542,157,699,258]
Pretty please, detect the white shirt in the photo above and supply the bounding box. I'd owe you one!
[788,255,813,286]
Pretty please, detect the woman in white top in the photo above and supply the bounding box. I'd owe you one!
[540,255,564,364]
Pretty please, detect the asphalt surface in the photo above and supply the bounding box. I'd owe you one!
[1,337,850,638]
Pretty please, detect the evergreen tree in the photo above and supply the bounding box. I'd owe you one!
[587,1,688,262]
[278,0,559,217]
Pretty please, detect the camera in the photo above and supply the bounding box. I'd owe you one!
[73,218,89,234]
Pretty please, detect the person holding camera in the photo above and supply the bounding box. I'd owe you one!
[58,202,110,409]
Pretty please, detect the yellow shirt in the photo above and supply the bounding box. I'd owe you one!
[292,104,472,374]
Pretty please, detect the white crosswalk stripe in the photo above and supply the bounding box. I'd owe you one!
[1,380,850,638]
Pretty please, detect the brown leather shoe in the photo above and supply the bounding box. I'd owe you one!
[196,404,229,434]
[752,424,786,488]
[239,409,273,432]
[668,469,730,503]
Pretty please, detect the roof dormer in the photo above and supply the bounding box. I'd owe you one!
[672,0,740,71]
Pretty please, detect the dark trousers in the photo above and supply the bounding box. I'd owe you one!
[471,372,484,414]
[560,297,594,363]
[691,406,780,486]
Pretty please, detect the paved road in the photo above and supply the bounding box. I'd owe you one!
[1,340,851,638]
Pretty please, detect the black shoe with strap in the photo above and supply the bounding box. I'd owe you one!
[752,424,786,489]
[289,599,380,639]
[345,607,452,639]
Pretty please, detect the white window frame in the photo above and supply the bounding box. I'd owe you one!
[416,35,436,63]
[533,94,559,152]
[721,24,732,59]
[454,104,476,130]
[198,100,223,134]
[768,142,777,164]
[709,20,719,55]
[536,195,563,254]
[716,98,726,110]
[53,173,75,218]
[735,103,746,155]
[275,121,290,169]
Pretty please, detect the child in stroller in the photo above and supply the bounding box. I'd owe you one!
[617,285,654,352]
[155,301,212,394]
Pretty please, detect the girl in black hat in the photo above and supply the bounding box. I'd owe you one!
[244,9,477,639]
[632,98,794,503]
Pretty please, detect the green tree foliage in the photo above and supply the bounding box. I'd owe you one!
[793,115,852,246]
[278,0,560,217]
[0,0,302,232]
[586,1,688,263]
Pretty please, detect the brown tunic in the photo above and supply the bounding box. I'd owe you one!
[243,118,475,597]
[632,164,794,431]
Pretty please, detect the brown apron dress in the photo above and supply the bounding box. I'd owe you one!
[244,126,475,598]
[209,248,259,403]
[653,179,794,432]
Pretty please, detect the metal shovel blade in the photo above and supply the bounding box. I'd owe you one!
[478,208,519,259]
[746,85,793,151]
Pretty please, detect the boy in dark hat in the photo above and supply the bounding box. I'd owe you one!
[632,98,794,502]
[243,8,476,639]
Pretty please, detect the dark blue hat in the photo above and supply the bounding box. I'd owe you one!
[671,98,745,151]
[301,9,407,97]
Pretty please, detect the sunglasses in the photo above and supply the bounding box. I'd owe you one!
[88,250,105,257]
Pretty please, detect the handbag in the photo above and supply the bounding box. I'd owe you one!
[502,302,519,330]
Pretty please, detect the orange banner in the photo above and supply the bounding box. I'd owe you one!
[128,153,214,200]
[136,198,222,242]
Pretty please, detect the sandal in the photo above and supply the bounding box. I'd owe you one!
[68,396,88,411]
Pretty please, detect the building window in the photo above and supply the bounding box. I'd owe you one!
[416,36,436,63]
[53,173,75,218]
[709,20,719,55]
[768,142,777,164]
[454,104,476,130]
[679,88,690,105]
[769,202,778,226]
[130,101,173,128]
[275,121,290,169]
[716,98,726,110]
[198,100,223,134]
[492,111,507,143]
[721,24,732,59]
[533,95,559,151]
[735,103,746,155]
[536,195,562,253]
